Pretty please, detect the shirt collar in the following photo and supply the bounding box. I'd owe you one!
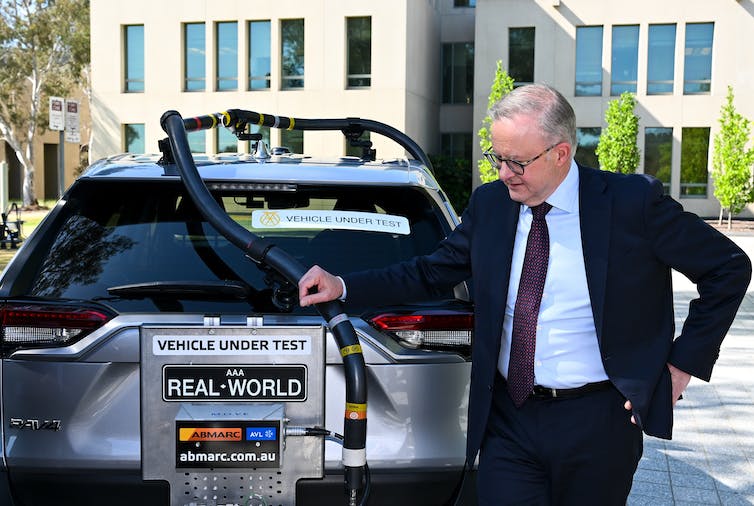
[523,159,580,215]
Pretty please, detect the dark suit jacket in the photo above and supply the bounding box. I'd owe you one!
[343,165,751,463]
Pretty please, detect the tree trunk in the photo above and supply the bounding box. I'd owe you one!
[718,207,724,226]
[727,208,733,230]
[21,142,37,207]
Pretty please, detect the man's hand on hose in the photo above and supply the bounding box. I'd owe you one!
[298,265,344,307]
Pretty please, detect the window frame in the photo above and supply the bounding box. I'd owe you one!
[680,126,710,198]
[183,22,206,92]
[646,24,676,95]
[441,42,474,105]
[123,24,145,93]
[575,127,601,169]
[683,22,714,95]
[215,21,239,92]
[248,20,271,90]
[644,127,673,193]
[346,16,372,89]
[610,24,640,96]
[281,18,305,90]
[575,26,603,97]
[123,123,146,153]
[508,27,535,87]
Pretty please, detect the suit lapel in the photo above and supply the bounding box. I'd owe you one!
[578,166,611,344]
[485,181,519,353]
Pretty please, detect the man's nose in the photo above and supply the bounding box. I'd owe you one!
[498,164,516,181]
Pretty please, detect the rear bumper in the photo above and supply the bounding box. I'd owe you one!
[0,469,14,506]
[298,468,478,505]
[5,468,477,505]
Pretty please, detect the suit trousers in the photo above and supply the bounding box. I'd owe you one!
[477,373,643,505]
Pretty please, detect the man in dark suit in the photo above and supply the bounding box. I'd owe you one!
[299,84,751,505]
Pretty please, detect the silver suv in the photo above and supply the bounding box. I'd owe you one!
[0,111,475,506]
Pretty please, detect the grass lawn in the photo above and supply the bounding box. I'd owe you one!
[0,203,54,271]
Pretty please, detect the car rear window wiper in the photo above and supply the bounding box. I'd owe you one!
[107,280,252,300]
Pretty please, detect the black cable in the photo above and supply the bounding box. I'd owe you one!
[301,427,370,505]
[445,458,470,506]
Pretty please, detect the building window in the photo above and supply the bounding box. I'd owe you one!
[441,133,473,161]
[647,24,676,95]
[187,131,206,153]
[216,22,238,91]
[680,127,710,197]
[347,17,372,88]
[124,123,145,153]
[454,0,476,6]
[684,23,714,95]
[184,23,205,92]
[281,129,303,153]
[575,26,603,96]
[509,27,535,86]
[610,25,639,95]
[249,20,271,90]
[281,19,305,89]
[442,42,474,104]
[124,25,144,92]
[216,128,238,153]
[575,128,601,168]
[644,127,672,193]
[345,131,371,157]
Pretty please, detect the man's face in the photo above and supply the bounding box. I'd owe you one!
[490,115,571,207]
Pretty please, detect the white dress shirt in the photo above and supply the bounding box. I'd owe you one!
[498,160,609,388]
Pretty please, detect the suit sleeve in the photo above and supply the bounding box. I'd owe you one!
[341,191,477,308]
[644,178,751,380]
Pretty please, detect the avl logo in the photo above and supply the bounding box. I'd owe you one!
[246,427,277,441]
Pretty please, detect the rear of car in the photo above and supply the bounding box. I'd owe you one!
[0,155,475,505]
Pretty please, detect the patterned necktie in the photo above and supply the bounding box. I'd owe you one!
[507,202,552,407]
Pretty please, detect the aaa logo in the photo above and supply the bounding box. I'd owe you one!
[259,211,280,226]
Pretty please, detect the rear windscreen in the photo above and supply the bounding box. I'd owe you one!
[21,180,452,313]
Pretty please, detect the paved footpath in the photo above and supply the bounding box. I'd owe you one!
[628,235,754,506]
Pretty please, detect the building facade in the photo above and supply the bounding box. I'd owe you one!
[473,0,754,217]
[89,0,754,217]
[90,0,476,167]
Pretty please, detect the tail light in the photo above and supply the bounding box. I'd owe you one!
[367,310,473,352]
[1,303,113,355]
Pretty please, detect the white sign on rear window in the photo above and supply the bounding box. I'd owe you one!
[251,210,410,235]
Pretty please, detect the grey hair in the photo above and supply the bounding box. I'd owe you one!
[488,83,577,151]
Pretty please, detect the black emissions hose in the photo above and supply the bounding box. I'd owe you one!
[160,110,369,506]
[182,108,434,173]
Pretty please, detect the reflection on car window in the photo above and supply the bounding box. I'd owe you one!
[22,181,449,312]
[31,215,136,298]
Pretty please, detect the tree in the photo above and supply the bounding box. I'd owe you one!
[595,91,640,174]
[477,60,514,183]
[0,0,90,207]
[429,154,471,212]
[712,86,754,229]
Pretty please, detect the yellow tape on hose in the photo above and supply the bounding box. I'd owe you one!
[340,344,363,358]
[344,402,367,420]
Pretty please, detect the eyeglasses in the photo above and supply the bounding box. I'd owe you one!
[483,143,559,175]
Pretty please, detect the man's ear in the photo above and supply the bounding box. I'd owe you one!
[554,142,572,165]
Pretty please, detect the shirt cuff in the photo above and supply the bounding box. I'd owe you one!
[337,276,347,301]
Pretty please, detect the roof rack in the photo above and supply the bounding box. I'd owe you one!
[157,109,434,175]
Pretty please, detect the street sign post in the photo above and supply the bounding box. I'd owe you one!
[65,100,81,144]
[48,97,81,198]
[49,97,65,131]
[49,97,66,199]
